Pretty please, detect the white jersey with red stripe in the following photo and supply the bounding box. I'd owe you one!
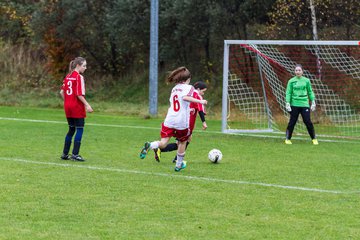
[164,83,194,130]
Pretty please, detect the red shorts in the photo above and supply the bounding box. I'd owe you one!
[160,123,191,142]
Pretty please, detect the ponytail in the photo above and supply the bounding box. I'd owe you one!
[68,57,86,73]
[166,66,191,84]
[68,60,75,73]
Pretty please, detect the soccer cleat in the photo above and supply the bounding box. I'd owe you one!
[312,139,319,145]
[71,154,85,162]
[140,142,151,159]
[174,161,187,172]
[154,148,161,162]
[285,139,292,145]
[60,154,70,160]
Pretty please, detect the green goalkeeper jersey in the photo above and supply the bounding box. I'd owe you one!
[285,76,315,107]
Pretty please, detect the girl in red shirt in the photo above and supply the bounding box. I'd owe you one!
[60,57,93,161]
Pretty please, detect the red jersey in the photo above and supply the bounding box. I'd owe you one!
[61,71,86,118]
[189,90,206,132]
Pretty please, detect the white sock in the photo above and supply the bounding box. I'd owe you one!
[150,141,159,149]
[176,152,185,168]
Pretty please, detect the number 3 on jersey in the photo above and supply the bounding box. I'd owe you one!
[173,94,180,112]
[66,81,73,95]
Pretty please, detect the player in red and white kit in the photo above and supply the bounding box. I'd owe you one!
[154,81,208,163]
[60,57,93,161]
[189,81,207,133]
[139,67,207,172]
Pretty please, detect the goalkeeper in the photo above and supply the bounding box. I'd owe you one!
[285,64,318,145]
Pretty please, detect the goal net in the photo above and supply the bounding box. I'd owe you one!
[222,40,360,139]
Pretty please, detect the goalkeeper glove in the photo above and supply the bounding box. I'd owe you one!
[286,103,291,112]
[310,100,316,111]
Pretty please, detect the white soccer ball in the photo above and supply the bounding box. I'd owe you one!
[208,149,222,163]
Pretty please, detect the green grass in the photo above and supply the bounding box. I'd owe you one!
[1,106,360,239]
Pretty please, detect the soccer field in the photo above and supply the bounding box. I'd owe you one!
[0,106,359,239]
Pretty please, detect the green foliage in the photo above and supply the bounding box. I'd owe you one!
[261,0,360,40]
[27,0,276,81]
[106,0,150,74]
[1,0,360,111]
[0,0,35,43]
[263,0,313,39]
[0,38,222,116]
[316,0,360,39]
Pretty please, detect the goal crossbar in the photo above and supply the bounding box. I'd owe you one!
[224,40,360,46]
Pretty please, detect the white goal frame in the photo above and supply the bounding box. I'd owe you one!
[222,40,360,138]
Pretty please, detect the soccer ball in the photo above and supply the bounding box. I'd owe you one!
[208,149,222,163]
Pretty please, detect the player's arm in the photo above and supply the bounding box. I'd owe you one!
[60,90,64,100]
[306,79,315,101]
[77,95,93,113]
[198,111,207,130]
[285,80,293,103]
[183,95,207,105]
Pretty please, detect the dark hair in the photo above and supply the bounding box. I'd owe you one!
[68,57,86,73]
[295,64,303,70]
[166,66,191,84]
[193,81,207,90]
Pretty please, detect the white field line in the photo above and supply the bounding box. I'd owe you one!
[0,117,356,143]
[0,157,358,195]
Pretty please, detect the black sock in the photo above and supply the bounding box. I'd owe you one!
[161,143,178,152]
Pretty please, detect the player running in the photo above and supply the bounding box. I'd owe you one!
[139,67,207,172]
[153,81,208,163]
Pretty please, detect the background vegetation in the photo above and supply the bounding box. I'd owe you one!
[1,0,360,115]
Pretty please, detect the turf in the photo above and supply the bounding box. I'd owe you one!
[0,106,360,239]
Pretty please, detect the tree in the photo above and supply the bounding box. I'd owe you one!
[316,0,360,39]
[261,0,312,39]
[210,0,275,40]
[31,0,152,78]
[261,0,360,40]
[106,0,150,75]
[0,0,36,43]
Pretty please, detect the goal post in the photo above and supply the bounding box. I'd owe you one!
[222,40,360,139]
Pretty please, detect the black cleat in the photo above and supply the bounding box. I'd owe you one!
[71,154,85,162]
[60,154,70,160]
